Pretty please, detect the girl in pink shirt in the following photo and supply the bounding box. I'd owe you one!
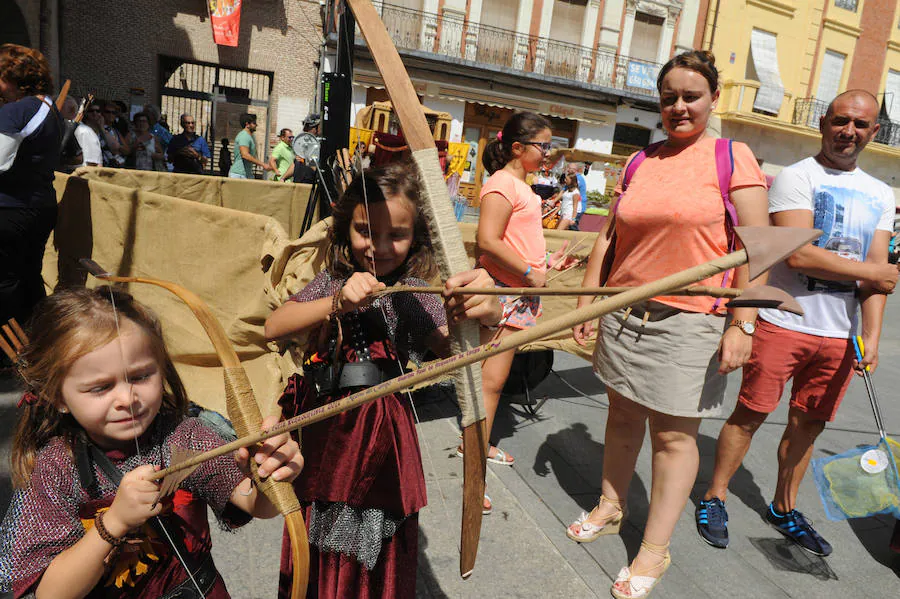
[458,112,552,510]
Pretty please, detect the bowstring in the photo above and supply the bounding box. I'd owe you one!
[106,288,205,597]
[355,151,451,523]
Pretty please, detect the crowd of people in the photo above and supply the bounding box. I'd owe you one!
[1,38,899,599]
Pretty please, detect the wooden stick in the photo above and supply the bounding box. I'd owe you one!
[55,79,70,111]
[375,284,742,298]
[9,319,27,345]
[152,248,752,482]
[0,335,15,362]
[1,325,22,351]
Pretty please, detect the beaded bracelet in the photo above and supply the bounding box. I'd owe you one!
[330,285,344,320]
[94,511,125,548]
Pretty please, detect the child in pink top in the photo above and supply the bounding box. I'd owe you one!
[460,112,553,507]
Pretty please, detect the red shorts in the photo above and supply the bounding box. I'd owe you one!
[738,318,855,422]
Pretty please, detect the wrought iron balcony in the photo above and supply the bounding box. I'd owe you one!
[365,3,662,98]
[793,97,900,147]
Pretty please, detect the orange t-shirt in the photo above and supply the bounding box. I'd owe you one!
[478,169,547,287]
[609,137,766,313]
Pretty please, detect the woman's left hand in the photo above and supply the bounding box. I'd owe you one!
[234,415,304,482]
[717,326,753,375]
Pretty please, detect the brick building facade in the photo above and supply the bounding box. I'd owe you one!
[6,0,323,169]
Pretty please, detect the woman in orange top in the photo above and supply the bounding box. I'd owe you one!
[567,51,769,598]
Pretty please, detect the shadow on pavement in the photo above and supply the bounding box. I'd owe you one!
[415,529,451,599]
[692,432,769,515]
[748,537,839,581]
[847,516,900,577]
[530,421,649,560]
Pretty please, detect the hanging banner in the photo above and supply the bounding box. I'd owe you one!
[208,0,242,47]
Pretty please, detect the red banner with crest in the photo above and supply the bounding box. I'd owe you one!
[208,0,242,47]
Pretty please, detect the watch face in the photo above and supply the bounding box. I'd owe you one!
[742,322,756,335]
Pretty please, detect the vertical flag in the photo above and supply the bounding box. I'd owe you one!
[208,0,242,47]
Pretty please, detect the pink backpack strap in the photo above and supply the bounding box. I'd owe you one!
[713,138,737,310]
[613,140,666,218]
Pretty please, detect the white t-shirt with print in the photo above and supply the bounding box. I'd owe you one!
[759,157,895,337]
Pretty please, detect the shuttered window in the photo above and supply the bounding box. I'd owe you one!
[816,50,846,104]
[629,12,664,63]
[549,0,588,43]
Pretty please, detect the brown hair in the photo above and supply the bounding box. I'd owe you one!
[11,286,188,487]
[326,159,437,281]
[0,44,53,97]
[656,50,719,95]
[482,112,552,175]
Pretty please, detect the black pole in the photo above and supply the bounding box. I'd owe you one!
[317,0,355,219]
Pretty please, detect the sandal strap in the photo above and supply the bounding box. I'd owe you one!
[599,494,625,512]
[640,540,670,558]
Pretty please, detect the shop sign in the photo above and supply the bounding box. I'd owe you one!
[626,61,659,91]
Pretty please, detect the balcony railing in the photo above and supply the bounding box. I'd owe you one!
[793,97,900,147]
[365,3,662,98]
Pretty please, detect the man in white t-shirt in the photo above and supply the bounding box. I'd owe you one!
[696,90,899,556]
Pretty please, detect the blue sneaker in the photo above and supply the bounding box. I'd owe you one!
[696,497,729,548]
[765,503,833,556]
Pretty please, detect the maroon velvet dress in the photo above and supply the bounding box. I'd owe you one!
[0,417,250,598]
[277,271,445,599]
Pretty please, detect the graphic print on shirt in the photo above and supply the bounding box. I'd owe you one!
[806,184,883,293]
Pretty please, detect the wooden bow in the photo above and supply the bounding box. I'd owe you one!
[346,0,488,577]
[80,260,309,598]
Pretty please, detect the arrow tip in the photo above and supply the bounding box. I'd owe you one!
[734,227,822,281]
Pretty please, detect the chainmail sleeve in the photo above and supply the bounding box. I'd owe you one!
[0,438,87,595]
[168,417,249,528]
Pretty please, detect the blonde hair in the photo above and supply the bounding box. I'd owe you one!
[11,287,188,487]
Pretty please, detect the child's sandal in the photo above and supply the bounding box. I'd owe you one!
[566,495,626,543]
[610,540,671,599]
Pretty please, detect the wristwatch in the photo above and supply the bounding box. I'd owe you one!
[730,319,756,336]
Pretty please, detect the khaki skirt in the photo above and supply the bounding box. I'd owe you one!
[593,301,728,418]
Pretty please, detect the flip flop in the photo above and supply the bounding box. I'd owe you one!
[455,446,516,466]
[483,494,492,515]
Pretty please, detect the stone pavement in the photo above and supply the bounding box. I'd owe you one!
[3,299,900,598]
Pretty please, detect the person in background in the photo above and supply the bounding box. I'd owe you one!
[268,128,295,180]
[0,44,63,343]
[167,113,210,174]
[281,113,320,183]
[218,137,232,177]
[99,100,127,166]
[556,172,580,231]
[144,103,172,171]
[131,112,164,171]
[228,112,271,179]
[59,96,102,171]
[568,161,588,225]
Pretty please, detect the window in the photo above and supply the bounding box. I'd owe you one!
[834,0,858,11]
[549,0,587,44]
[884,70,900,122]
[816,50,846,104]
[748,29,785,115]
[629,12,664,63]
[612,123,651,155]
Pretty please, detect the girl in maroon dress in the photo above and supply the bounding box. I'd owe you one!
[0,287,303,598]
[267,160,501,599]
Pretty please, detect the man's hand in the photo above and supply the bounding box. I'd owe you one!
[867,262,899,294]
[443,268,502,327]
[853,338,879,375]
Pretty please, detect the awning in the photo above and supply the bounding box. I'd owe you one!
[750,29,785,115]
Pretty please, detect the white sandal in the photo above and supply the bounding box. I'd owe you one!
[566,495,626,543]
[610,540,671,599]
